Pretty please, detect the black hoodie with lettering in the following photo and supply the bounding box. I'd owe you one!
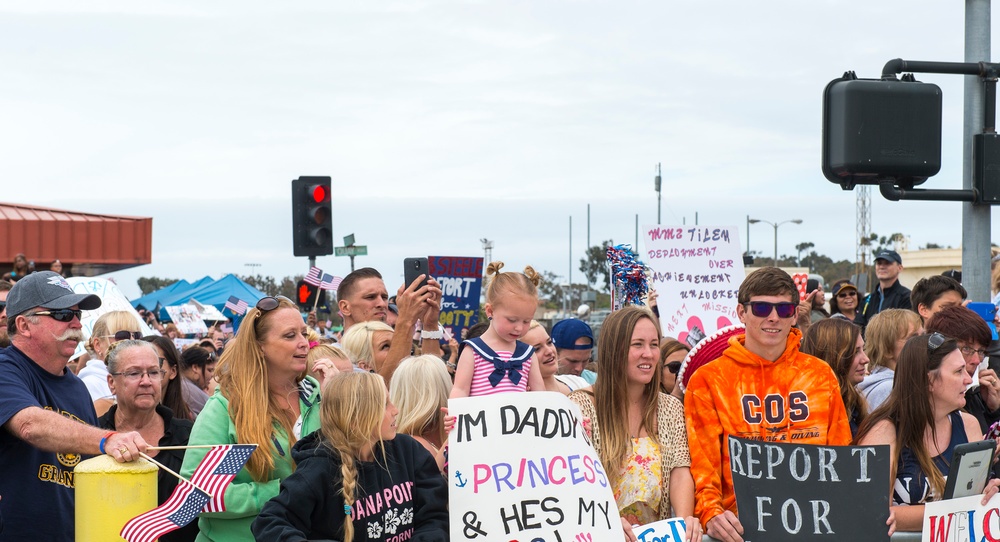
[252,431,448,542]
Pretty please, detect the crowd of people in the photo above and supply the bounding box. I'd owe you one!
[3,247,1000,541]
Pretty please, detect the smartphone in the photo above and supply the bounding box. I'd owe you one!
[404,257,430,290]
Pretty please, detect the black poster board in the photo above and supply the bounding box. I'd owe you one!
[728,436,891,542]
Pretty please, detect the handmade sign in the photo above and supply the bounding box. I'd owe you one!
[66,277,156,359]
[642,225,745,345]
[729,436,890,542]
[429,256,483,340]
[448,392,621,541]
[631,517,689,542]
[165,304,209,335]
[923,493,1000,542]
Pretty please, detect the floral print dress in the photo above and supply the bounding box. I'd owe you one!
[615,437,663,525]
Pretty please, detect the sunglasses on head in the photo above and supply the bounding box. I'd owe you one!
[743,301,797,319]
[26,308,82,323]
[927,332,948,351]
[666,361,682,374]
[256,296,293,312]
[105,330,143,342]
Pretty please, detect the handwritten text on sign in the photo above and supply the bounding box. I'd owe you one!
[448,392,622,542]
[923,493,1000,542]
[729,436,890,542]
[642,225,745,345]
[429,256,483,338]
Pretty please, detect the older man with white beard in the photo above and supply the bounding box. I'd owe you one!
[0,271,150,541]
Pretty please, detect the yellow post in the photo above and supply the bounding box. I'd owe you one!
[75,455,158,542]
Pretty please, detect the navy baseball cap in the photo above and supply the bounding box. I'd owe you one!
[551,319,594,350]
[874,250,902,265]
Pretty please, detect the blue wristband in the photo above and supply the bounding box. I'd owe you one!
[99,431,116,454]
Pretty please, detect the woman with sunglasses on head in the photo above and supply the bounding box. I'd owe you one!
[659,339,690,396]
[79,310,144,416]
[180,296,323,542]
[143,335,193,421]
[856,333,1000,532]
[570,306,700,542]
[98,340,197,542]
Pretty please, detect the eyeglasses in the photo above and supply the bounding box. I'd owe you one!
[110,369,165,382]
[927,332,948,351]
[25,309,82,323]
[104,330,143,342]
[837,291,857,298]
[256,296,293,312]
[743,301,797,319]
[666,361,682,374]
[960,345,989,359]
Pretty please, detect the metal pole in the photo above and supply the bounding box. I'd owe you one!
[655,163,662,225]
[964,0,991,300]
[773,224,779,266]
[745,215,750,256]
[568,216,573,308]
[635,214,639,250]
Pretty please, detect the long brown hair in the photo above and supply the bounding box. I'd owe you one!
[216,298,304,481]
[855,334,960,500]
[588,306,661,491]
[802,318,868,421]
[320,372,388,542]
[143,335,192,421]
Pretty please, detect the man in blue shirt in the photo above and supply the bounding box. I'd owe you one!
[0,271,149,541]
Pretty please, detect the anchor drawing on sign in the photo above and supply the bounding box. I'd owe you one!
[454,471,468,487]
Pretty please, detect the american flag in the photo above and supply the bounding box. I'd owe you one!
[319,274,343,292]
[190,444,257,513]
[224,295,248,315]
[304,266,323,287]
[120,482,210,542]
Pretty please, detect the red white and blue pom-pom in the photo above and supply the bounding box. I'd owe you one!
[607,244,648,310]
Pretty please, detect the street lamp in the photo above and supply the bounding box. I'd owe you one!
[747,219,803,266]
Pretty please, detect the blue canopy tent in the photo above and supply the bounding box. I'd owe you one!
[155,274,267,322]
[131,279,191,311]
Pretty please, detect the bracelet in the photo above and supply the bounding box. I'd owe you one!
[99,431,116,454]
[421,329,444,340]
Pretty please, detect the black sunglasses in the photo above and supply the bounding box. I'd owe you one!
[666,361,682,374]
[928,332,948,351]
[256,296,293,312]
[105,330,143,342]
[26,309,82,323]
[744,301,797,319]
[0,300,5,312]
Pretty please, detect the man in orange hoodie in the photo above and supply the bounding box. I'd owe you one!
[684,267,852,542]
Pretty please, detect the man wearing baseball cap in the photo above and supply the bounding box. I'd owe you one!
[551,318,597,385]
[0,271,150,541]
[857,249,911,328]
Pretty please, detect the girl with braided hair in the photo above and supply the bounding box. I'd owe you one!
[252,371,448,541]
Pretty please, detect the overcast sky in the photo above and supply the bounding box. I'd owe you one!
[2,0,997,299]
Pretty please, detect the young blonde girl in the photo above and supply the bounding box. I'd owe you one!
[252,371,449,541]
[450,261,545,397]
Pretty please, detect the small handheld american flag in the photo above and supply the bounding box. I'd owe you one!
[224,296,248,315]
[304,266,323,287]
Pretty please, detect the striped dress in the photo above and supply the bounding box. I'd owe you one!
[465,337,535,396]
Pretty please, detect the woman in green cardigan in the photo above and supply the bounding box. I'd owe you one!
[180,296,324,541]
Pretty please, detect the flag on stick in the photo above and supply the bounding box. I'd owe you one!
[190,444,257,513]
[120,482,210,542]
[223,296,248,315]
[319,274,343,292]
[304,266,323,287]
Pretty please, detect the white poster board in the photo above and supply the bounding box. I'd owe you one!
[165,304,209,335]
[66,277,157,359]
[632,517,689,542]
[923,493,1000,542]
[448,392,622,542]
[642,225,746,345]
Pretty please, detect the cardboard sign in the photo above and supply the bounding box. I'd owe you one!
[429,256,483,341]
[729,436,890,542]
[66,277,157,359]
[165,304,209,335]
[448,392,622,542]
[631,517,689,542]
[923,493,1000,542]
[642,225,746,345]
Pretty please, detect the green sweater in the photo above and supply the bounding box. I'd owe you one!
[179,377,322,542]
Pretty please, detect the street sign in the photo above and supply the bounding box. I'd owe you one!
[343,233,355,246]
[335,245,368,257]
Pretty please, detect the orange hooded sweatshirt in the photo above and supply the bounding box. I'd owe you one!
[683,327,851,527]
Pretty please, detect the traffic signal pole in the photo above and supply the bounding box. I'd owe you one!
[964,0,992,301]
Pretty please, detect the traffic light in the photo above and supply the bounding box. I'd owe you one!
[291,176,333,257]
[295,279,328,311]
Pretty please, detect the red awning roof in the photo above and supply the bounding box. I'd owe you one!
[0,202,152,274]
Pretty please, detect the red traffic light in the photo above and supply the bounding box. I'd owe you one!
[310,184,329,203]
